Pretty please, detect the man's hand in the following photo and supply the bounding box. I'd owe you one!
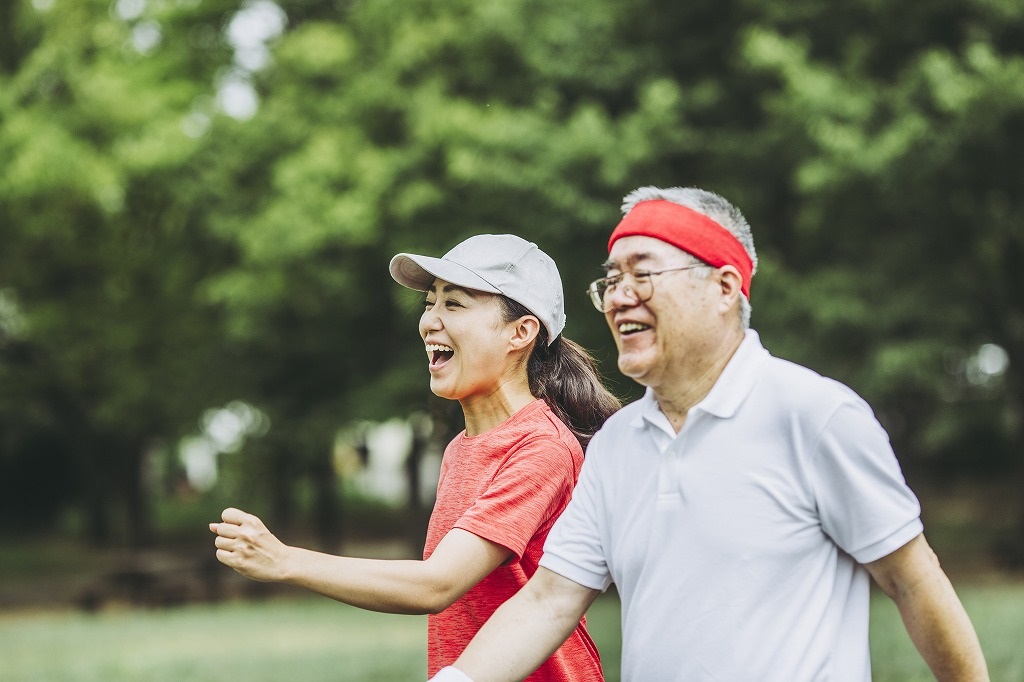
[209,507,291,582]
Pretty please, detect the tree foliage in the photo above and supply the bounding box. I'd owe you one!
[2,0,1023,546]
[0,0,243,542]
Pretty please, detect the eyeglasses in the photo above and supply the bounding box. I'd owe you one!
[586,264,707,313]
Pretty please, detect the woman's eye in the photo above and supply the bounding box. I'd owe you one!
[424,298,462,309]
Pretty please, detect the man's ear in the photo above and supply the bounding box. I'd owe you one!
[716,265,743,314]
[509,316,541,351]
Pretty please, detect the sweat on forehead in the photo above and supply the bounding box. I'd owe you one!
[608,199,754,298]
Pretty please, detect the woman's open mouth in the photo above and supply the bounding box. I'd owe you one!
[426,343,455,368]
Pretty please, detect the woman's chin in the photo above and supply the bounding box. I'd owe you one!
[428,380,458,401]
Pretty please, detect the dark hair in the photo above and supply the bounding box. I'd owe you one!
[499,297,621,449]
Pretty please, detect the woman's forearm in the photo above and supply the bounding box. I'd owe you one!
[279,548,454,614]
[213,510,511,615]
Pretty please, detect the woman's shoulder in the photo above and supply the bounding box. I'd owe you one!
[499,401,582,462]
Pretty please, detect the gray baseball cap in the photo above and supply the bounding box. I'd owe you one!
[389,234,565,344]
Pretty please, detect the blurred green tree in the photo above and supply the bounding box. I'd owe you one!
[209,0,1024,476]
[2,0,1023,557]
[0,0,244,544]
[735,1,1024,478]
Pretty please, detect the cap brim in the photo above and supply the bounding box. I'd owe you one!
[389,253,502,294]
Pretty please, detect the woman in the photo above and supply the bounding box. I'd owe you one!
[210,234,620,680]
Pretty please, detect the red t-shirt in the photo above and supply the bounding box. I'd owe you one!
[424,399,604,681]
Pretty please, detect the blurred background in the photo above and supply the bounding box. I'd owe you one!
[2,0,1023,679]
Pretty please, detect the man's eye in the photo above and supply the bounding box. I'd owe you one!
[423,299,436,308]
[633,271,653,281]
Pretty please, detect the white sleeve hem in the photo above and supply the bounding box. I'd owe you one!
[538,553,613,592]
[851,518,924,564]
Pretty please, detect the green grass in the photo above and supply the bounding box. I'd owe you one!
[869,580,1024,681]
[1,582,1021,681]
[0,598,427,682]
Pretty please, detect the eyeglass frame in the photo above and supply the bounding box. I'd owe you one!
[585,263,708,313]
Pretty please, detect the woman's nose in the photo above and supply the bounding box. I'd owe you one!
[420,308,443,335]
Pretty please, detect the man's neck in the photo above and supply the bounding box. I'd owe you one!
[654,327,746,433]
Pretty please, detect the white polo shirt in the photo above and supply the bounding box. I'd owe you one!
[540,330,923,682]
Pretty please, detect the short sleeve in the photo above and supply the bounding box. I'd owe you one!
[455,437,576,560]
[812,399,923,564]
[539,434,614,591]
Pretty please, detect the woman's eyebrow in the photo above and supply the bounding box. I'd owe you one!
[440,283,478,297]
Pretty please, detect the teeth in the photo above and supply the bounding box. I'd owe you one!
[618,322,650,334]
[426,344,453,353]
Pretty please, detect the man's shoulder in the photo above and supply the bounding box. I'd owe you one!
[583,398,646,452]
[602,396,647,427]
[759,353,865,413]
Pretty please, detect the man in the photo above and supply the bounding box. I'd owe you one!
[430,187,989,681]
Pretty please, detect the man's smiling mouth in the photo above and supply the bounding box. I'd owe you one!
[618,322,651,335]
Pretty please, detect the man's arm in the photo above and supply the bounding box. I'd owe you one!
[435,567,601,682]
[865,533,988,681]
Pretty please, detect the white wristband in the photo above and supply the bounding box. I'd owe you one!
[429,666,475,682]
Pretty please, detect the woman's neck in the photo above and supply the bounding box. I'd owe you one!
[460,379,537,437]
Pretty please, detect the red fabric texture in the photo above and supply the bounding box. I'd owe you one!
[424,400,604,681]
[609,199,754,297]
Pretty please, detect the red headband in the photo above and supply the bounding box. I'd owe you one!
[608,200,753,298]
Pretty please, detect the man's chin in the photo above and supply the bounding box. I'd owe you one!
[617,356,652,384]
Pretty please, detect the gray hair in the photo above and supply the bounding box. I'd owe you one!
[621,186,757,329]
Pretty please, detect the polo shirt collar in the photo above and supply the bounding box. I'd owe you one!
[695,329,769,418]
[633,329,769,430]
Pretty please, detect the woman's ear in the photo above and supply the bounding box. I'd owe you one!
[508,316,541,351]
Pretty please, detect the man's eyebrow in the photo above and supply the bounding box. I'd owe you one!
[602,253,656,271]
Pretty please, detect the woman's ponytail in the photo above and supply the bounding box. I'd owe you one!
[501,298,620,448]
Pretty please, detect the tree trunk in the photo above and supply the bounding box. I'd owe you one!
[311,449,342,551]
[123,439,153,549]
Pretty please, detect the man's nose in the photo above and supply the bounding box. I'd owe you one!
[606,282,641,311]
